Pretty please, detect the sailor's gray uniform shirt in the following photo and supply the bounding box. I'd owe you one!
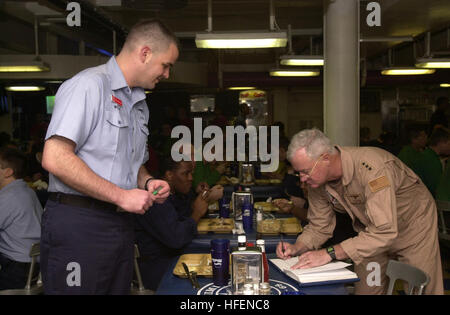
[0,179,43,262]
[45,57,150,195]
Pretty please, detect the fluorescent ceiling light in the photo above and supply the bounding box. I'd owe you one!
[269,69,320,77]
[381,68,435,75]
[280,55,324,66]
[5,86,45,92]
[440,83,450,88]
[0,61,50,72]
[227,87,257,90]
[415,58,450,68]
[195,32,287,49]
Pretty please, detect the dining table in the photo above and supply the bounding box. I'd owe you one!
[155,253,353,295]
[186,203,301,254]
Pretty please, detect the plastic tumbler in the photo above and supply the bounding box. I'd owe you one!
[219,198,230,218]
[242,202,253,232]
[210,239,230,286]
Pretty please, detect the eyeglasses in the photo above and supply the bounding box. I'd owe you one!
[295,154,324,179]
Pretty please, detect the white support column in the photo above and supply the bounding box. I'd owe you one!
[323,0,360,146]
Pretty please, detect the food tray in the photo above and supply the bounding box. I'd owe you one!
[254,201,280,212]
[197,218,234,234]
[257,219,281,234]
[173,254,212,278]
[255,179,271,185]
[208,201,219,211]
[280,217,303,234]
[254,179,283,186]
[257,217,302,235]
[217,176,239,186]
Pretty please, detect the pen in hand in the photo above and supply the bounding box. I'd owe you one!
[152,186,162,196]
[280,233,285,255]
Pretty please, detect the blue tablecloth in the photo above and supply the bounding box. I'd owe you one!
[155,254,350,295]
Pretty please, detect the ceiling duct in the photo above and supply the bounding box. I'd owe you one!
[122,0,188,11]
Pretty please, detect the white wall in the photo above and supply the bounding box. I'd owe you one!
[272,87,324,139]
[272,87,383,143]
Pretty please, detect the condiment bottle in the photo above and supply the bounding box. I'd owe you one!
[237,235,247,250]
[256,239,269,282]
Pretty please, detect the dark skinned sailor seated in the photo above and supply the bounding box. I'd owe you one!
[134,158,209,290]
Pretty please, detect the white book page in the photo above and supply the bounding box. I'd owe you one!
[298,269,356,279]
[270,257,352,275]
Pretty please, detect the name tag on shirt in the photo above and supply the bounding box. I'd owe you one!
[368,175,390,193]
[112,95,123,107]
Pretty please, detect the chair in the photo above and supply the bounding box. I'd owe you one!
[436,200,450,243]
[0,243,43,295]
[386,260,430,295]
[130,244,154,295]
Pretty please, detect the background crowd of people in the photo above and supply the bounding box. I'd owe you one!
[1,92,448,292]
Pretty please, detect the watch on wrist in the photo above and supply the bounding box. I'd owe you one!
[326,246,336,261]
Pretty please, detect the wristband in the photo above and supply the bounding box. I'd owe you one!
[144,177,155,191]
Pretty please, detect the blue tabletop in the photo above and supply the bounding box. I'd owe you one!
[155,254,350,295]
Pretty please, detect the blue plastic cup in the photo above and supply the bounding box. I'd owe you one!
[210,239,230,286]
[242,202,253,232]
[219,198,230,218]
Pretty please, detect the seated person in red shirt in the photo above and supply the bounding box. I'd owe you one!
[134,155,209,291]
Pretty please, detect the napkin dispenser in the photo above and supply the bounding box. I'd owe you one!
[239,163,255,185]
[231,248,262,295]
[231,191,253,222]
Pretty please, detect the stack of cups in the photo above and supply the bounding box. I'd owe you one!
[210,239,230,286]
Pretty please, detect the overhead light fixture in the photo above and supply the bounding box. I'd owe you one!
[415,58,450,68]
[5,86,45,92]
[414,31,450,68]
[280,55,324,66]
[195,31,287,49]
[227,87,257,90]
[196,0,286,49]
[440,83,450,88]
[279,25,323,66]
[0,61,50,72]
[269,69,320,77]
[381,67,435,75]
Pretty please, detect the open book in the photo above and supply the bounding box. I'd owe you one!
[270,257,359,286]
